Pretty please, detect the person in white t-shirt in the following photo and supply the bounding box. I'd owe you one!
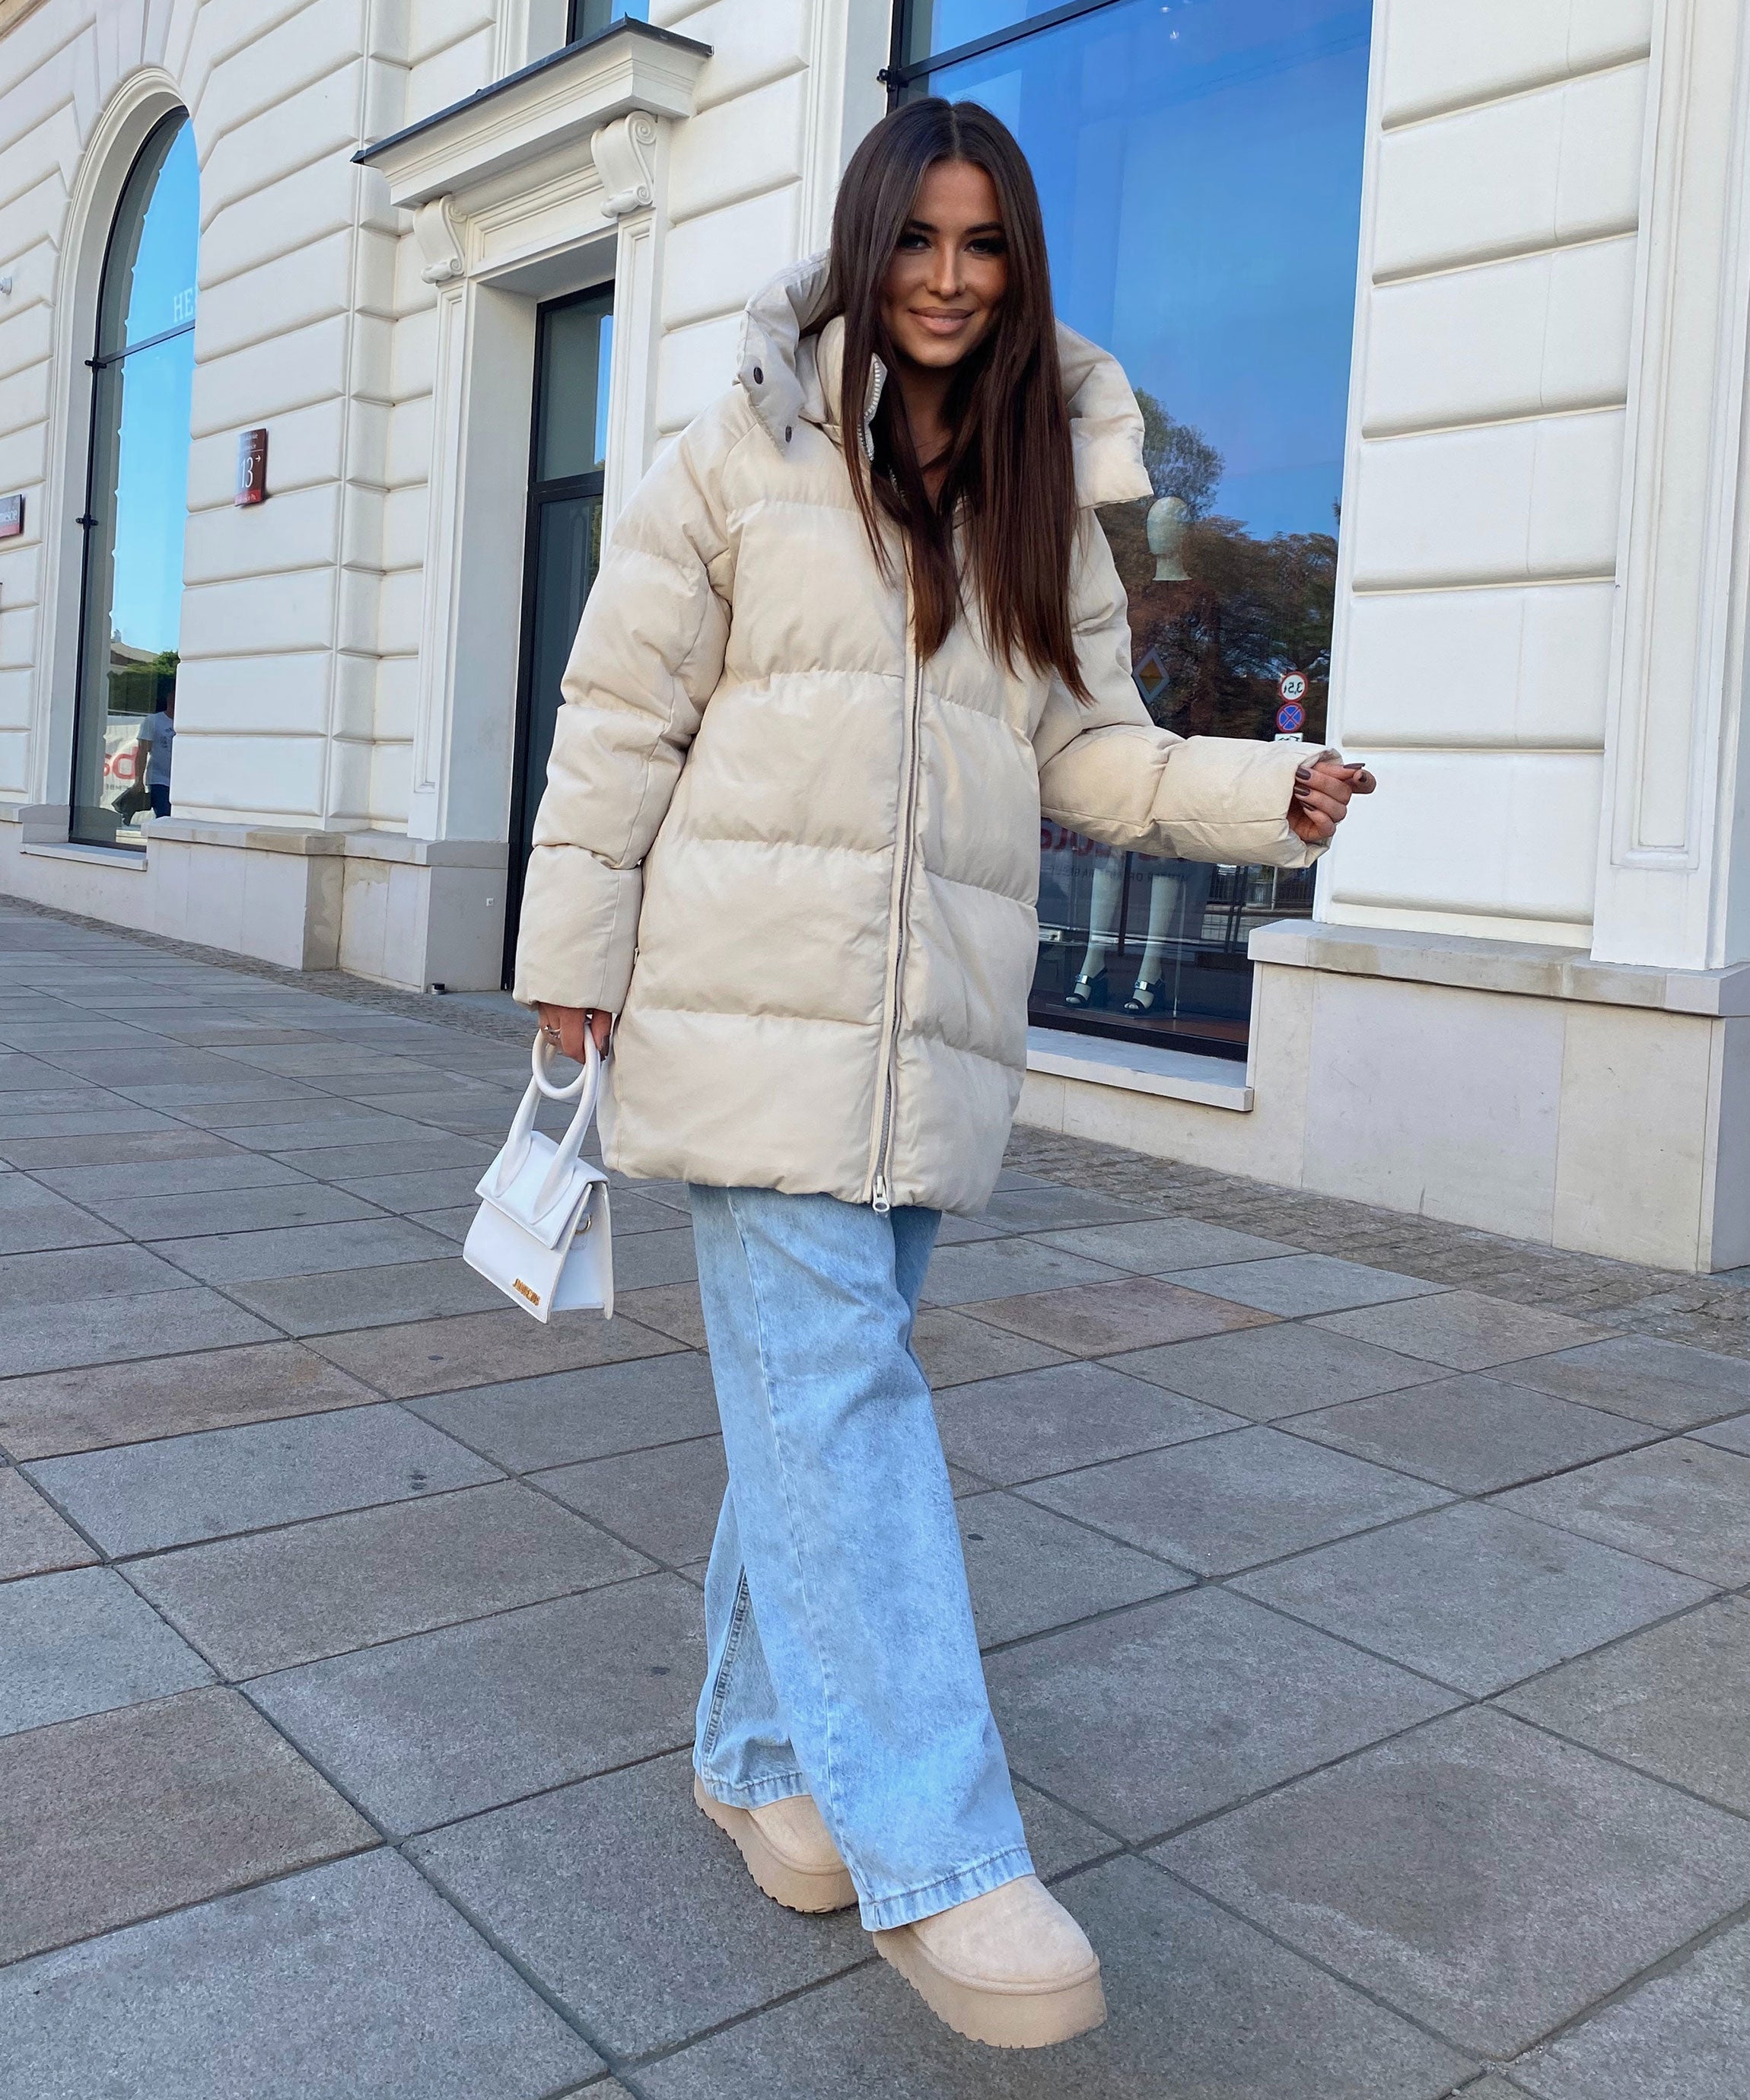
[135,689,174,818]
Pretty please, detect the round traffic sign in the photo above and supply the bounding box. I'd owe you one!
[1278,670,1309,705]
[1276,700,1306,733]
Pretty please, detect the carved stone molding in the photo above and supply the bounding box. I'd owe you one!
[412,196,465,285]
[591,113,660,218]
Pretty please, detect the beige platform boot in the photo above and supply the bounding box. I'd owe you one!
[872,1874,1106,2049]
[693,1775,857,1912]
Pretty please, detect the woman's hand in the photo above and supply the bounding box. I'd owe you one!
[1288,758,1376,845]
[536,1004,613,1061]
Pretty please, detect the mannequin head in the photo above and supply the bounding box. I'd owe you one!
[1147,495,1190,583]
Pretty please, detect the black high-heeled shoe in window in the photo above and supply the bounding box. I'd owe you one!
[1122,978,1164,1014]
[1063,969,1108,1009]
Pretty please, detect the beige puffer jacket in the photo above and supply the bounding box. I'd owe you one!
[514,256,1323,1215]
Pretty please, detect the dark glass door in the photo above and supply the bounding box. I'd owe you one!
[503,286,613,983]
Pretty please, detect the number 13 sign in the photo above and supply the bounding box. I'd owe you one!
[236,428,268,508]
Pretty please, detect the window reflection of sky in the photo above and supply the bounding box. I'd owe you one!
[116,120,198,349]
[929,0,1370,539]
[107,120,197,654]
[108,334,196,653]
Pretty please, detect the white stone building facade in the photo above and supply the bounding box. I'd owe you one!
[0,0,1746,1275]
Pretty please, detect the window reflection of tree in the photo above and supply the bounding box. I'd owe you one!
[1099,389,1335,750]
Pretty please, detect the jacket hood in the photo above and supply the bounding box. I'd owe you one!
[736,253,1153,508]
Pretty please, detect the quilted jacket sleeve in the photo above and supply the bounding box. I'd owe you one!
[511,396,747,1010]
[1034,514,1324,870]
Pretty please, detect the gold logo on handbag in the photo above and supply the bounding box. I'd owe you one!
[463,1032,614,1323]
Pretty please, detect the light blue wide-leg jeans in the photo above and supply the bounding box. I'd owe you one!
[688,1183,1033,1931]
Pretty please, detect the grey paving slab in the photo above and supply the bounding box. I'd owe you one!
[919,1236,1125,1306]
[29,1402,498,1555]
[967,1274,1278,1357]
[0,1239,194,1306]
[1511,1913,1750,2100]
[608,1223,699,1290]
[932,1360,1242,1485]
[1035,1215,1298,1272]
[81,1180,386,1240]
[637,1856,1472,2100]
[32,1150,310,1200]
[1164,1253,1449,1317]
[264,1133,496,1179]
[154,1214,459,1285]
[0,1848,600,2100]
[1692,1408,1750,1453]
[0,1339,379,1459]
[409,1351,721,1472]
[957,1490,1191,1646]
[985,1587,1459,1840]
[129,1480,651,1677]
[224,1254,510,1335]
[1107,1322,1446,1427]
[0,1106,177,1140]
[1010,1778,1116,1881]
[1026,1424,1451,1577]
[411,1748,866,2058]
[404,1204,474,1242]
[157,1091,383,1132]
[1498,1438,1750,1586]
[906,1306,1070,1387]
[0,1466,97,1578]
[616,1278,708,1348]
[1503,1335,1750,1429]
[249,1573,705,1834]
[1160,1706,1750,2056]
[0,1285,277,1376]
[972,1182,1163,1230]
[1286,1373,1657,1493]
[931,1211,1008,1242]
[1236,1500,1710,1696]
[308,1304,682,1397]
[0,1127,251,1169]
[0,1190,106,1265]
[229,1112,443,1153]
[1498,1596,1750,1814]
[536,1434,727,1565]
[0,1685,376,1963]
[329,1165,498,1214]
[0,1565,213,1735]
[1316,1290,1611,1370]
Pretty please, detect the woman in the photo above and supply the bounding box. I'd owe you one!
[517,99,1370,2049]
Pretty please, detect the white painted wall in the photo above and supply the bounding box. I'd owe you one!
[0,0,886,854]
[1325,0,1656,950]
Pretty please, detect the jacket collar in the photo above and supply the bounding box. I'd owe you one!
[736,253,1153,508]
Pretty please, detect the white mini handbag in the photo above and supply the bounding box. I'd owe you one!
[463,1031,613,1322]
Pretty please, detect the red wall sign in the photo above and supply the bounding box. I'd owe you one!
[236,428,268,507]
[0,494,23,539]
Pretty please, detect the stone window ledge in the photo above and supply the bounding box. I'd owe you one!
[1251,918,1750,1019]
[1025,1027,1254,1112]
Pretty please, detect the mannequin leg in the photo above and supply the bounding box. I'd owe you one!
[1066,854,1125,1004]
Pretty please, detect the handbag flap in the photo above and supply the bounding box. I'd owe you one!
[475,1129,608,1252]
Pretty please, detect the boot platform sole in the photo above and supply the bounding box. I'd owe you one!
[693,1775,857,1914]
[871,1920,1107,2049]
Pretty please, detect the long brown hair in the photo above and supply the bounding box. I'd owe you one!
[823,99,1087,698]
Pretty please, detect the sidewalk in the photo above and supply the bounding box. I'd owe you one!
[2,893,1748,2100]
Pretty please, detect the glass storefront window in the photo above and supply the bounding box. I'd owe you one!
[504,286,614,980]
[566,0,648,37]
[898,0,1370,1056]
[70,113,197,848]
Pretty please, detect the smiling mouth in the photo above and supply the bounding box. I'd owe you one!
[914,310,974,329]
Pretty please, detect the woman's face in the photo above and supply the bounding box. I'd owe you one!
[880,158,1009,373]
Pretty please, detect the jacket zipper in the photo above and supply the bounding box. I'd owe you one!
[872,614,924,1213]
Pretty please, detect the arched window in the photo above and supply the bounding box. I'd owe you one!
[70,112,197,847]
